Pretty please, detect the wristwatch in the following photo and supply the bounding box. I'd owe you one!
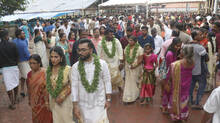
[106,98,111,102]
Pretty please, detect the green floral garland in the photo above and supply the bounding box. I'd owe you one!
[46,66,65,98]
[101,36,116,58]
[78,54,101,93]
[125,43,139,64]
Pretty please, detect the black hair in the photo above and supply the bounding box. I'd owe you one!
[63,19,68,23]
[29,54,43,67]
[126,27,133,32]
[199,27,208,33]
[58,29,63,34]
[141,26,148,31]
[113,22,118,25]
[104,28,114,35]
[93,28,99,33]
[175,22,185,31]
[59,32,66,39]
[68,31,75,40]
[191,29,200,40]
[78,38,94,49]
[170,20,176,29]
[15,29,23,38]
[99,26,106,34]
[151,28,157,34]
[144,43,153,53]
[208,32,216,54]
[128,36,138,42]
[34,29,40,36]
[49,46,66,67]
[171,30,180,37]
[79,29,88,36]
[165,37,181,56]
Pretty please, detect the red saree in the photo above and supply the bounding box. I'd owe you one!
[27,69,53,123]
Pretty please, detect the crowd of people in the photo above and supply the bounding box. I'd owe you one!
[1,13,220,123]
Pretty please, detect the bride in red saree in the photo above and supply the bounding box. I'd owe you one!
[26,54,53,123]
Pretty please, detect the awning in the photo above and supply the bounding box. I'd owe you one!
[148,0,206,4]
[0,11,75,21]
[99,0,148,7]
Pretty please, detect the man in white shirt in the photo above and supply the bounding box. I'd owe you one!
[59,20,71,38]
[72,38,112,123]
[202,87,220,123]
[34,20,43,31]
[97,29,124,93]
[151,28,164,55]
[148,17,161,36]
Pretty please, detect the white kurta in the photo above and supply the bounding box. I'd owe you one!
[71,59,112,123]
[97,38,124,91]
[153,35,164,55]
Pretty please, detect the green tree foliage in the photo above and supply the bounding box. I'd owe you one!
[0,0,28,17]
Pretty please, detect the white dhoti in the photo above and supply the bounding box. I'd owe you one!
[2,66,19,91]
[18,61,31,79]
[80,106,109,123]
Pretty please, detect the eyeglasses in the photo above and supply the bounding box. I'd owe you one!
[77,48,90,53]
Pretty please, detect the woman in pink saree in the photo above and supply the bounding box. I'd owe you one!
[169,44,194,121]
[161,38,182,113]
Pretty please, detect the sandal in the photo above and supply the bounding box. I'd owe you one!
[20,93,26,98]
[8,104,16,110]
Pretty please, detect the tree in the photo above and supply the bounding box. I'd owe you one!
[0,0,28,17]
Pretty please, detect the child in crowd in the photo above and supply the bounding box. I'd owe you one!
[140,43,158,104]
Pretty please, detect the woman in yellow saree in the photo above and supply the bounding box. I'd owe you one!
[47,46,75,123]
[27,54,53,123]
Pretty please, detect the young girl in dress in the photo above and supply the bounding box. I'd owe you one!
[140,43,158,104]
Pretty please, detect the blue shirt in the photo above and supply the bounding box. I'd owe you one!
[138,35,155,49]
[13,38,30,62]
[21,25,29,40]
[114,30,123,40]
[44,25,54,33]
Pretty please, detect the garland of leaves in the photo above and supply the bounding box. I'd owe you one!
[125,43,139,64]
[78,54,101,93]
[101,36,116,58]
[46,66,65,98]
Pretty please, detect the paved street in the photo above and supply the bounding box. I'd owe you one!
[0,76,209,123]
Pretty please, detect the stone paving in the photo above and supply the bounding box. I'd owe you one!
[0,76,209,123]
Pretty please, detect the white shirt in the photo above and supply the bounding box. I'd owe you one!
[204,87,220,123]
[59,25,71,38]
[71,59,112,108]
[95,21,100,28]
[148,24,161,36]
[153,35,164,54]
[34,25,43,31]
[97,38,123,68]
[84,23,89,30]
[164,24,172,41]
